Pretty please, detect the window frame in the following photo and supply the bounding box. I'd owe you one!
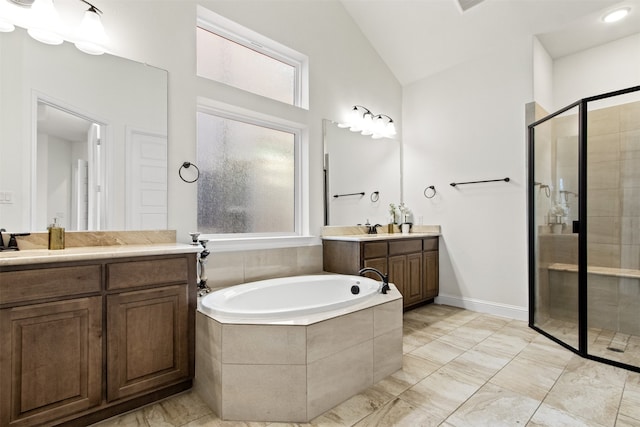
[196,97,314,251]
[196,6,309,109]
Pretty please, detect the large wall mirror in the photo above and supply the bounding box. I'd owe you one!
[0,28,168,232]
[323,119,401,226]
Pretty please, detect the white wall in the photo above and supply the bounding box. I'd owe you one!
[403,37,534,319]
[100,0,402,242]
[553,33,640,109]
[533,37,554,114]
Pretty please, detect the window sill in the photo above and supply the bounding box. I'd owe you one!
[200,235,321,252]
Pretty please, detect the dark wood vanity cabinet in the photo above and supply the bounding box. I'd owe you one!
[323,236,439,309]
[0,253,196,427]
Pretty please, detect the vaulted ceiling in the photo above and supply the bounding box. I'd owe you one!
[341,0,640,85]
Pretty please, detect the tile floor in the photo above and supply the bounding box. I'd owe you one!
[94,304,640,427]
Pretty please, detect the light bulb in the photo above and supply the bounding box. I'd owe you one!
[75,8,107,55]
[27,0,63,45]
[360,112,374,135]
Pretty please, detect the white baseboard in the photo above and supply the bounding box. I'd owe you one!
[434,294,528,321]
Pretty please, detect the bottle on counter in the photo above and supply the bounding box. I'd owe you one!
[48,218,65,250]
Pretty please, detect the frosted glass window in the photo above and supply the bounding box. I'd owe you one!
[197,27,296,105]
[197,112,296,234]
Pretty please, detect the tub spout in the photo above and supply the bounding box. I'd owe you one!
[358,267,390,294]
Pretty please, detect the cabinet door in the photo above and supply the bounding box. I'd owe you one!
[388,255,406,300]
[363,257,387,275]
[404,252,424,306]
[423,251,439,299]
[0,297,102,427]
[106,285,189,401]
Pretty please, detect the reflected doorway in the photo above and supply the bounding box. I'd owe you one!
[35,100,105,231]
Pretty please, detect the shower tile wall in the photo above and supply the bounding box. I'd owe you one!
[204,245,323,289]
[588,101,640,271]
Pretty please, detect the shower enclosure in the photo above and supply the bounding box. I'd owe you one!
[528,85,640,373]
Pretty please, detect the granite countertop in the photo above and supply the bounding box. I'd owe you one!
[0,243,200,266]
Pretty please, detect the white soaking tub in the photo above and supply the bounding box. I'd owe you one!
[195,274,403,422]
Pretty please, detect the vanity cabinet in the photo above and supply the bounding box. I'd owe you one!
[323,236,439,309]
[0,252,196,427]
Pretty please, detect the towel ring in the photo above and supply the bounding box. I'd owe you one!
[179,162,200,183]
[370,191,380,202]
[424,185,436,199]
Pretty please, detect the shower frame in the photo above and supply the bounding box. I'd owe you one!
[527,85,640,374]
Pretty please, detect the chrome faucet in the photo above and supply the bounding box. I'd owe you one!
[358,267,390,294]
[197,239,212,296]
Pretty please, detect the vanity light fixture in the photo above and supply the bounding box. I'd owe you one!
[338,105,397,139]
[1,0,109,54]
[602,7,630,23]
[74,0,107,55]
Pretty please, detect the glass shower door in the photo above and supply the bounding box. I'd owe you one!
[530,104,581,351]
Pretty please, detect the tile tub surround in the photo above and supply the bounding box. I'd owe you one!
[194,293,403,422]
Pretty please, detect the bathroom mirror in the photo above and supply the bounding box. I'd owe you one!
[323,119,401,226]
[0,28,168,232]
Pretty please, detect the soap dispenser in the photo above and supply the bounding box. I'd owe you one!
[48,218,65,250]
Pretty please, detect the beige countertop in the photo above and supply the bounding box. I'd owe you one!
[0,243,200,267]
[321,224,441,242]
[321,232,440,242]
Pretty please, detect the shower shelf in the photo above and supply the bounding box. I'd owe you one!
[548,263,640,280]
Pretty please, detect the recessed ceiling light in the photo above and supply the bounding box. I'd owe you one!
[602,7,630,23]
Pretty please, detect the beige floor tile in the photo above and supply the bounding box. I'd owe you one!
[91,411,149,426]
[311,384,394,426]
[490,356,563,401]
[517,338,574,369]
[409,337,467,365]
[398,365,484,420]
[352,397,441,427]
[543,369,624,427]
[528,403,608,427]
[445,347,512,382]
[374,354,441,396]
[444,383,540,427]
[616,414,640,427]
[142,391,214,426]
[183,414,267,426]
[619,376,640,422]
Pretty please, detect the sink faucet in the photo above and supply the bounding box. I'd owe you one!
[366,224,381,234]
[0,230,31,251]
[358,267,390,294]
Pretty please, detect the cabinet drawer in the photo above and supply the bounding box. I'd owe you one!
[423,237,438,251]
[389,239,422,255]
[363,242,387,259]
[107,257,189,290]
[0,265,101,305]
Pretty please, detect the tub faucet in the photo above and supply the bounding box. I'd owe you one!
[197,239,212,297]
[358,267,390,294]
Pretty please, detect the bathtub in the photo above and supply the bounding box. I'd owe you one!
[199,274,381,320]
[195,274,403,422]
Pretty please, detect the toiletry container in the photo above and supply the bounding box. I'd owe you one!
[48,218,65,250]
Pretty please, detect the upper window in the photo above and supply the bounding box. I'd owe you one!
[196,6,309,108]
